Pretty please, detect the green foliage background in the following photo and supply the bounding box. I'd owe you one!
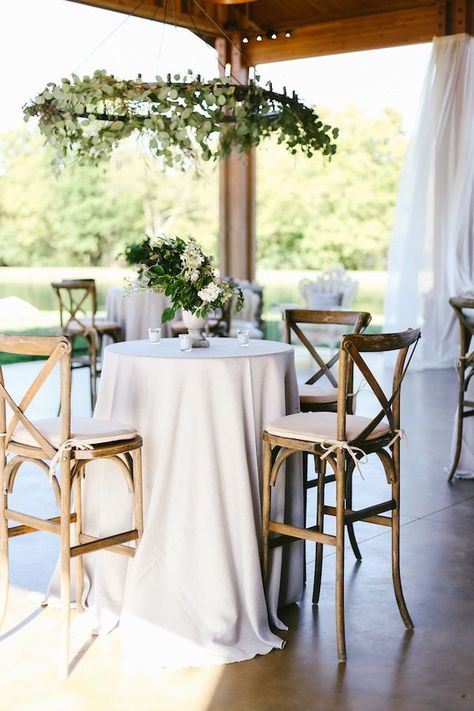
[0,106,406,271]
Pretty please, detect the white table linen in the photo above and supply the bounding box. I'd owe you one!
[63,338,304,668]
[106,286,171,340]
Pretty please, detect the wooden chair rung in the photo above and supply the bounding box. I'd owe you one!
[323,501,395,526]
[6,513,77,538]
[77,532,137,558]
[5,509,78,535]
[269,521,336,546]
[70,530,138,558]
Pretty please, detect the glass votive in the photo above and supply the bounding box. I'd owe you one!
[237,328,250,346]
[179,333,192,352]
[148,327,161,344]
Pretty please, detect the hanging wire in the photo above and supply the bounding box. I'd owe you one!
[72,0,148,73]
[190,0,250,68]
[185,4,244,85]
[155,0,169,72]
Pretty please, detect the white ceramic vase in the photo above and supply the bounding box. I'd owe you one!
[182,310,209,348]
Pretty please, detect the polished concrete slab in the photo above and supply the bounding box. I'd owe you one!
[0,359,473,710]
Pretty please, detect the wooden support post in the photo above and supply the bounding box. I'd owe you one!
[216,34,256,281]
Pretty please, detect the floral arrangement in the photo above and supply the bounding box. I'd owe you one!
[124,235,243,322]
[23,70,338,168]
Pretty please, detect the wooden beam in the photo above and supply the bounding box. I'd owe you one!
[217,33,256,281]
[244,3,446,64]
[66,0,218,37]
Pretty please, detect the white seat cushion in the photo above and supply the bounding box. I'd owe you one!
[265,412,390,444]
[11,416,137,448]
[299,383,338,404]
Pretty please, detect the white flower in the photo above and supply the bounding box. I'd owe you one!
[198,282,221,304]
[181,238,205,278]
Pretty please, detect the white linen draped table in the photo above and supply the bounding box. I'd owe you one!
[106,286,171,340]
[75,338,304,668]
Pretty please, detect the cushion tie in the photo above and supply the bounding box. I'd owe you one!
[48,439,94,482]
[387,428,408,450]
[320,441,368,479]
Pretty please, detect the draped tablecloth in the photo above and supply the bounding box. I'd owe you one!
[106,287,171,340]
[69,338,304,668]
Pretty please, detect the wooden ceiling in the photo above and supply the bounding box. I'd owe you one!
[67,1,473,63]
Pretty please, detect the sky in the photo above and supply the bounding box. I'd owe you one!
[0,0,432,134]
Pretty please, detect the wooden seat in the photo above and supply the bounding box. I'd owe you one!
[0,334,143,677]
[51,280,124,410]
[447,296,474,481]
[284,308,372,562]
[261,328,420,662]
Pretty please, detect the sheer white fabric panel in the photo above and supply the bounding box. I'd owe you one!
[384,35,474,368]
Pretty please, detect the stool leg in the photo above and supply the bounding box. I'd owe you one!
[60,460,71,678]
[0,483,9,627]
[345,459,362,561]
[302,451,308,584]
[133,448,144,544]
[261,440,273,585]
[73,466,84,614]
[312,454,325,604]
[335,450,346,663]
[391,452,413,629]
[448,362,465,482]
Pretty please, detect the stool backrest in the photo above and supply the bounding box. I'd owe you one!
[284,309,372,403]
[338,329,421,445]
[449,296,474,356]
[0,334,71,458]
[51,280,97,334]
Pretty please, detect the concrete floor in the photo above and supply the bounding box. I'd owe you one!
[1,357,473,710]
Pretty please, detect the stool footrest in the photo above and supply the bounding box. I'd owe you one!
[269,521,336,546]
[71,530,138,558]
[324,501,395,525]
[5,510,77,536]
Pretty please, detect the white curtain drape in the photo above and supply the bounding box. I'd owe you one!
[384,34,474,368]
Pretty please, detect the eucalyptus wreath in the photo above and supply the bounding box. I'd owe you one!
[23,70,338,168]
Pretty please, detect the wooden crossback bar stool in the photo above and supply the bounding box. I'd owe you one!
[447,296,474,482]
[283,309,372,563]
[0,334,143,676]
[262,328,420,662]
[51,280,124,410]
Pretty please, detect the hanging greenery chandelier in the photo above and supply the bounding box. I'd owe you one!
[23,70,338,168]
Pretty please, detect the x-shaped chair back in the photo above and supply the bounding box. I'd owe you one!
[0,335,71,462]
[337,329,421,446]
[284,309,372,405]
[51,280,97,336]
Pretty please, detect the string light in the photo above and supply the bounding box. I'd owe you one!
[242,36,249,43]
[256,34,263,41]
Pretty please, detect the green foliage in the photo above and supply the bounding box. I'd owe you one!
[125,235,243,321]
[23,70,337,168]
[0,105,406,271]
[257,106,406,270]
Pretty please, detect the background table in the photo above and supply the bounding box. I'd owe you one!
[106,287,171,340]
[72,338,304,668]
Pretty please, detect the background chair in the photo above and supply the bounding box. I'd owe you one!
[447,295,474,481]
[0,333,143,676]
[262,328,420,662]
[299,269,359,349]
[284,308,372,564]
[51,279,124,409]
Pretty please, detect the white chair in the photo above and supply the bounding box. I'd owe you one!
[299,269,359,349]
[229,281,264,339]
